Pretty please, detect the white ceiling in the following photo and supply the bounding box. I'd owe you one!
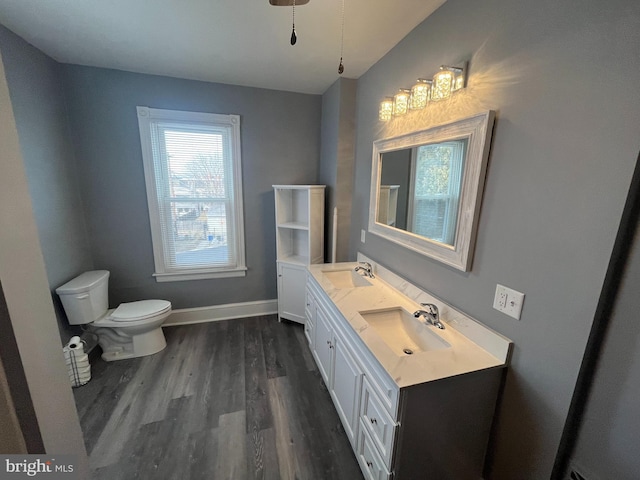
[0,0,446,94]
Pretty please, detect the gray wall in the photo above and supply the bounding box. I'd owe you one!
[349,0,640,478]
[62,65,321,309]
[572,217,640,479]
[0,26,93,343]
[319,77,357,262]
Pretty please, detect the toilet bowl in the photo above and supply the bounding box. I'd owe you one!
[56,271,172,362]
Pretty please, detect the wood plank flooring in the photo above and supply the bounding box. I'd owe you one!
[73,315,364,480]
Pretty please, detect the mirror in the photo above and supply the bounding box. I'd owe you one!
[368,111,495,271]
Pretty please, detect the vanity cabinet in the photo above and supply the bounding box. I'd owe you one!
[311,294,362,446]
[273,185,325,323]
[306,273,504,480]
[307,277,395,477]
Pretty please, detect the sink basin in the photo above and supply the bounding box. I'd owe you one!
[359,307,450,355]
[322,269,373,289]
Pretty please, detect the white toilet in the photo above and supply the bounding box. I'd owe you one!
[56,270,171,362]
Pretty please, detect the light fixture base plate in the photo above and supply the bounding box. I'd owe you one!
[269,0,310,5]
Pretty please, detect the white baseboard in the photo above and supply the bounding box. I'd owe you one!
[163,299,278,326]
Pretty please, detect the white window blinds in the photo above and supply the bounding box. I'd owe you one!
[137,107,246,281]
[408,140,467,245]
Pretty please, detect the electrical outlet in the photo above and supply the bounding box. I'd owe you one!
[493,284,525,320]
[361,229,366,243]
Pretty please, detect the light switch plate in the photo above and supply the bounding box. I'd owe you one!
[361,229,366,243]
[493,284,525,320]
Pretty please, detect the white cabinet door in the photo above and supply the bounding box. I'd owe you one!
[304,287,316,345]
[277,262,307,323]
[330,335,362,445]
[313,305,334,385]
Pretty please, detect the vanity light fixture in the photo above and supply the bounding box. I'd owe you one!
[379,63,468,121]
[379,97,394,121]
[393,89,411,116]
[409,78,432,110]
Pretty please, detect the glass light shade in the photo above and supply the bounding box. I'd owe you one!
[453,72,465,91]
[409,79,432,110]
[393,89,411,115]
[431,68,454,101]
[379,97,394,121]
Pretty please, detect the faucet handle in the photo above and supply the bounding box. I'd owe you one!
[420,302,439,317]
[356,262,375,278]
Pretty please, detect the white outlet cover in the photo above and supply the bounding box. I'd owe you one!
[493,284,525,320]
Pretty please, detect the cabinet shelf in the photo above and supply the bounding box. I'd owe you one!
[279,254,309,265]
[277,221,309,231]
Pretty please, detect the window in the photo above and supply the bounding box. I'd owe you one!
[407,140,467,245]
[137,106,246,281]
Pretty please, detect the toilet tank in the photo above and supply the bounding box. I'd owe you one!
[56,270,110,325]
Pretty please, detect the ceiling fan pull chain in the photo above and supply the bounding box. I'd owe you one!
[338,0,345,74]
[290,0,297,45]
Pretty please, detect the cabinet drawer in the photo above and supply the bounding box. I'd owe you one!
[361,363,399,419]
[360,376,397,468]
[357,420,392,480]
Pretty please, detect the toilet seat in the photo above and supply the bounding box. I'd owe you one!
[92,299,171,328]
[110,300,171,322]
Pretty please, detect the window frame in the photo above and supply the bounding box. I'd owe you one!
[137,106,247,282]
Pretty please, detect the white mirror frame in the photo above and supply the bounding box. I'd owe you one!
[368,111,495,271]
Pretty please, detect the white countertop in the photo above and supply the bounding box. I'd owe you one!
[308,261,512,389]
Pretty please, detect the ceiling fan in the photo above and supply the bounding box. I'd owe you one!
[269,0,343,74]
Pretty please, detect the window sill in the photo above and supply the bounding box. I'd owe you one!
[153,267,247,282]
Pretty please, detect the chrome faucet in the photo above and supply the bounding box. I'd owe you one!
[354,262,375,278]
[414,303,445,329]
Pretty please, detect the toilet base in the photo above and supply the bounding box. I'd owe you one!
[91,325,167,362]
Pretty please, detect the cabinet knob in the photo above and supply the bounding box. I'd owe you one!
[370,417,377,425]
[366,460,373,468]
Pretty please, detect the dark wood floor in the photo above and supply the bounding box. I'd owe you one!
[73,315,363,480]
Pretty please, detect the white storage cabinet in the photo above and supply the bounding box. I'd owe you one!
[273,185,325,323]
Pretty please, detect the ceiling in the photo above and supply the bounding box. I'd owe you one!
[0,0,446,94]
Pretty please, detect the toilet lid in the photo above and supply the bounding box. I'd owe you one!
[110,300,171,322]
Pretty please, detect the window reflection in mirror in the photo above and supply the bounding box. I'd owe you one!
[379,139,468,246]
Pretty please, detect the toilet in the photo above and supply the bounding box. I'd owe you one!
[56,270,171,362]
